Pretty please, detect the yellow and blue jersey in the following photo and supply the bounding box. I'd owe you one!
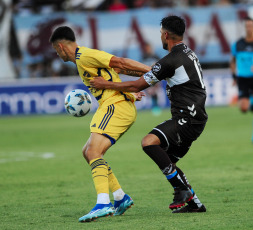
[75,46,135,106]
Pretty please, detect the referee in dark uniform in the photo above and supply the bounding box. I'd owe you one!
[90,15,208,213]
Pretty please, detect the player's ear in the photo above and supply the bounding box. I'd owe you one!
[58,42,64,50]
[165,32,169,40]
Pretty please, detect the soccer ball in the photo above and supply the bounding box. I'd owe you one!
[64,89,92,117]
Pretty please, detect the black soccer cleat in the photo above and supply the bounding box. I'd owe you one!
[172,204,206,213]
[169,189,193,210]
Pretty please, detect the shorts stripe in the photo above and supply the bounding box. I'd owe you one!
[101,105,115,130]
[153,128,170,147]
[98,105,112,129]
[98,105,115,130]
[98,106,110,129]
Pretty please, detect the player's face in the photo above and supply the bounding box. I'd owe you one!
[245,19,253,36]
[160,27,168,50]
[52,42,69,62]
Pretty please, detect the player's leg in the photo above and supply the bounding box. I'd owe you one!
[142,120,193,210]
[79,133,115,222]
[101,101,136,215]
[167,122,206,213]
[237,78,253,142]
[106,162,134,215]
[79,100,136,222]
[238,97,249,113]
[163,142,206,213]
[237,78,250,113]
[171,165,206,213]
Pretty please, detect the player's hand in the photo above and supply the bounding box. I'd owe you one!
[90,76,107,89]
[133,91,145,101]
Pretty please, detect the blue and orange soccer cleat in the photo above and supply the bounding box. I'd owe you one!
[78,203,115,222]
[114,194,134,216]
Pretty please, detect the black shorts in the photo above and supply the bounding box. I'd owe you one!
[237,77,253,99]
[149,118,206,163]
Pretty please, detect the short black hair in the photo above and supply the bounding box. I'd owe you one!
[160,15,185,36]
[49,26,76,43]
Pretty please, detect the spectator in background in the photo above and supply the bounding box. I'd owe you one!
[141,42,162,115]
[230,16,253,142]
[109,0,127,11]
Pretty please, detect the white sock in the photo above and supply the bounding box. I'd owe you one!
[113,188,125,201]
[97,193,110,204]
[192,194,202,208]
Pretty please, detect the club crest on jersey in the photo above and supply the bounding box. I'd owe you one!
[152,63,161,73]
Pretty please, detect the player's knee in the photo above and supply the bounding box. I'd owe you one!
[141,136,151,148]
[240,106,248,113]
[239,99,249,113]
[83,146,103,163]
[82,146,87,158]
[84,148,93,161]
[141,134,160,148]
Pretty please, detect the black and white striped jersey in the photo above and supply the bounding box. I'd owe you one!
[143,43,208,124]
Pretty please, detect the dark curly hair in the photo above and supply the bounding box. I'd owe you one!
[160,15,185,36]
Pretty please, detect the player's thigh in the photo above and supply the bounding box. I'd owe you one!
[237,78,251,99]
[237,78,251,112]
[148,119,184,149]
[90,100,137,144]
[149,118,205,158]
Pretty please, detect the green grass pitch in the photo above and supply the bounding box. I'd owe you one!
[0,106,253,230]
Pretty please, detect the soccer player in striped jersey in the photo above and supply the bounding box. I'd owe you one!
[50,26,151,222]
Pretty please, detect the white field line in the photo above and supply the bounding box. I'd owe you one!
[0,152,55,164]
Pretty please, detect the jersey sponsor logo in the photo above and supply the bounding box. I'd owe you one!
[152,63,161,73]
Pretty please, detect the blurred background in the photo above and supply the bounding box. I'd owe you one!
[0,0,251,116]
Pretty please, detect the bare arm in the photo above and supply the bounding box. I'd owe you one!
[110,56,151,77]
[230,56,236,74]
[230,56,237,85]
[90,76,150,93]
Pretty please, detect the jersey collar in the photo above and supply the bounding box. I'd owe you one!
[75,46,80,58]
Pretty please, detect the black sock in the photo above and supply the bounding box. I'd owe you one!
[143,145,173,172]
[165,170,189,190]
[143,145,188,190]
[176,167,202,208]
[176,166,192,189]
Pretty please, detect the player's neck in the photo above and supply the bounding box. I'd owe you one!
[168,40,183,51]
[68,43,78,63]
[245,34,253,43]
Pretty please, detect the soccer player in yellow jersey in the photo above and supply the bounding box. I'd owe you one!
[49,26,151,222]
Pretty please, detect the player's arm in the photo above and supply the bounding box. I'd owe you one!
[230,42,237,85]
[90,75,150,92]
[230,56,237,85]
[109,56,151,77]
